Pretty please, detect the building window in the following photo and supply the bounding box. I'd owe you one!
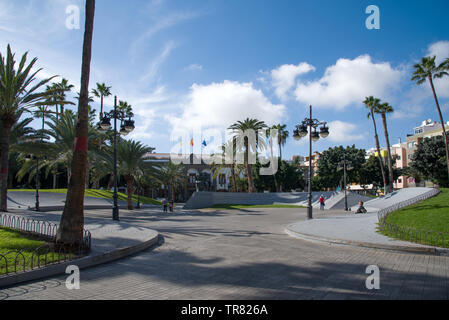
[398,179,402,184]
[189,174,197,184]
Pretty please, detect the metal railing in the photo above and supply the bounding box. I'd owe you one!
[377,188,447,248]
[377,188,440,224]
[381,222,448,248]
[0,214,91,276]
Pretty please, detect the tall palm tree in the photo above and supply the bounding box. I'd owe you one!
[271,124,289,161]
[266,128,279,192]
[0,44,55,211]
[92,82,111,120]
[229,118,267,193]
[54,78,75,115]
[57,0,96,246]
[364,96,387,194]
[412,56,449,185]
[375,102,395,193]
[117,140,153,210]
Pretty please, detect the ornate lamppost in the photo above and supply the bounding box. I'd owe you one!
[293,105,329,220]
[338,153,353,211]
[98,96,135,221]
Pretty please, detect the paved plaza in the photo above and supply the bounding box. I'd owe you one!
[1,206,448,300]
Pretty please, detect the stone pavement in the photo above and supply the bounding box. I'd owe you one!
[1,206,448,300]
[0,209,159,287]
[286,187,446,254]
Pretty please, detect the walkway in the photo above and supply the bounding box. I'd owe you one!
[1,207,448,300]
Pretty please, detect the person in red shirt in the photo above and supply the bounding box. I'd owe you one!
[319,195,325,210]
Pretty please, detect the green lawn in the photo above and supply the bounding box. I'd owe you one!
[10,189,161,205]
[380,188,449,247]
[210,204,306,210]
[0,227,67,275]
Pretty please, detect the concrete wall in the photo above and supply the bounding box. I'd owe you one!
[183,191,338,209]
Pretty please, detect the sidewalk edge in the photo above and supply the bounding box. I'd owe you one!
[0,231,159,288]
[285,226,449,257]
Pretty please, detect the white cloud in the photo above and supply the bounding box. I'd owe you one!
[427,41,449,98]
[271,62,315,100]
[327,121,366,143]
[428,40,449,65]
[166,80,286,135]
[139,41,177,83]
[184,64,203,72]
[294,55,403,109]
[129,11,199,60]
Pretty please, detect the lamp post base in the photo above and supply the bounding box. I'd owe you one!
[113,207,120,221]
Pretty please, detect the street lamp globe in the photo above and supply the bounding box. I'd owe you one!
[293,128,301,141]
[99,117,111,131]
[299,124,308,138]
[124,119,135,133]
[311,130,320,142]
[319,125,329,138]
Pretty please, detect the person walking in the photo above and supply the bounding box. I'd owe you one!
[162,198,168,213]
[169,200,174,213]
[319,195,325,210]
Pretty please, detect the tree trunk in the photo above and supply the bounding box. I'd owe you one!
[279,143,283,162]
[0,122,12,212]
[53,171,57,189]
[270,138,279,192]
[371,107,387,194]
[126,175,134,210]
[100,95,103,119]
[231,164,237,192]
[429,75,449,185]
[244,137,254,193]
[56,0,95,246]
[382,113,394,193]
[107,174,114,190]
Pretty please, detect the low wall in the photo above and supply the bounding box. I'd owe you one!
[183,191,338,209]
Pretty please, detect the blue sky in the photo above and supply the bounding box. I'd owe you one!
[1,0,449,159]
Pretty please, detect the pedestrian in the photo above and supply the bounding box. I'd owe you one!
[162,198,168,213]
[355,201,367,214]
[169,200,174,212]
[319,194,325,210]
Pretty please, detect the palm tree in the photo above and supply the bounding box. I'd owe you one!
[92,82,112,120]
[156,162,186,202]
[57,0,96,246]
[228,118,267,193]
[266,128,279,192]
[0,44,55,211]
[117,139,153,210]
[375,102,395,193]
[212,138,241,192]
[364,96,387,194]
[118,100,133,127]
[412,56,449,185]
[54,78,75,115]
[271,124,289,161]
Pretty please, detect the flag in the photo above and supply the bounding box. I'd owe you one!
[190,138,194,147]
[202,140,207,147]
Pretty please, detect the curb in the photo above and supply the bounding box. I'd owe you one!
[0,230,159,288]
[285,226,449,257]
